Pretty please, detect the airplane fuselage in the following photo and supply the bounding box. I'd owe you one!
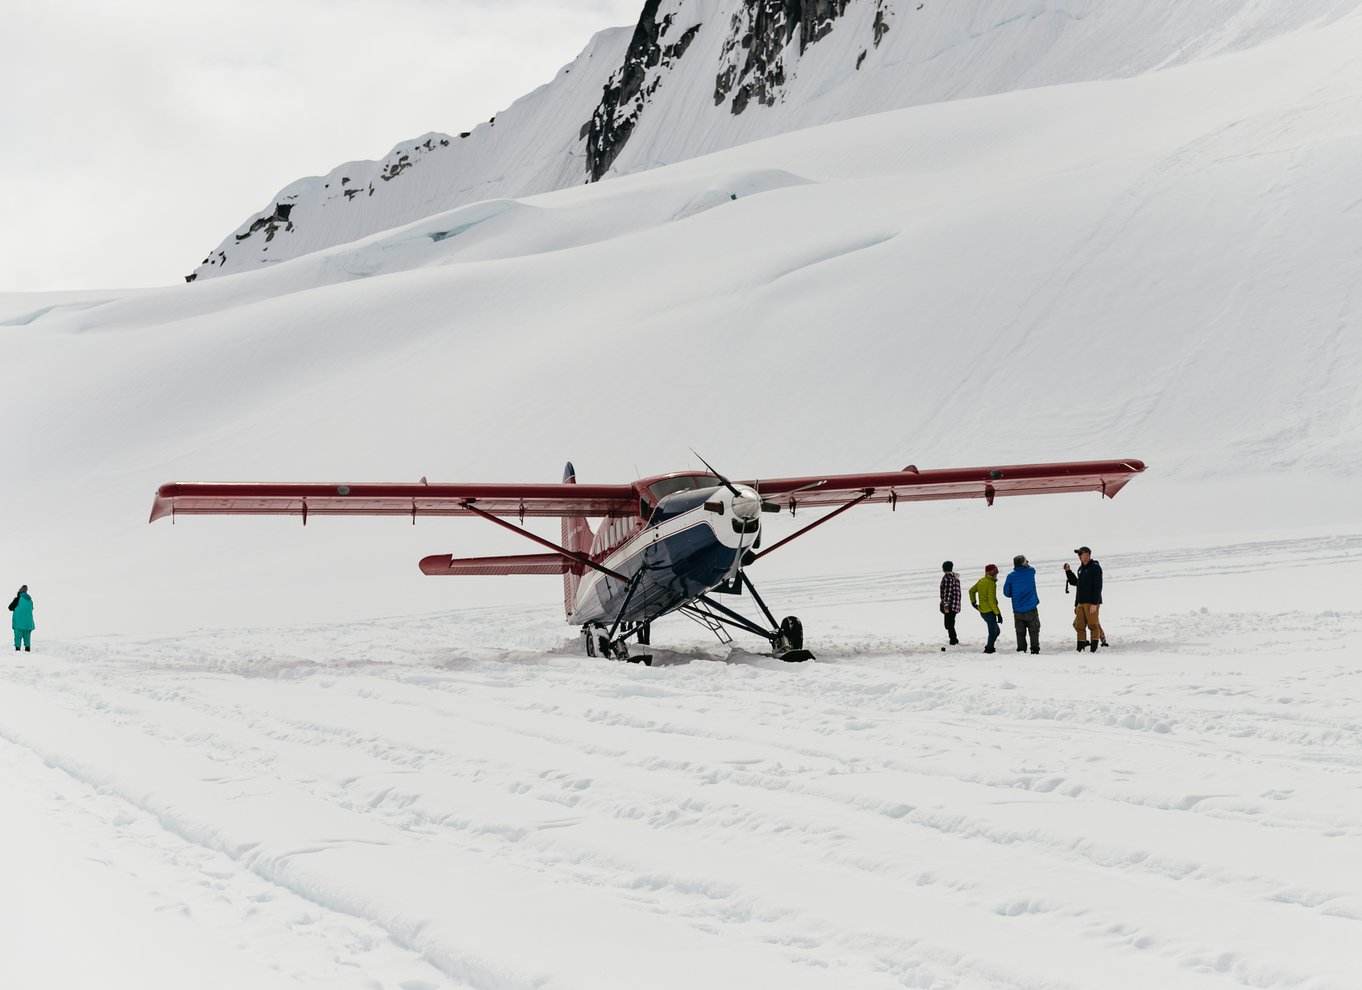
[569,482,758,628]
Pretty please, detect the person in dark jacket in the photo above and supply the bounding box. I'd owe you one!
[1065,546,1106,651]
[1002,555,1040,653]
[9,585,34,652]
[939,561,961,647]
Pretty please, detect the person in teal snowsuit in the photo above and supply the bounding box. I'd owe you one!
[9,585,33,651]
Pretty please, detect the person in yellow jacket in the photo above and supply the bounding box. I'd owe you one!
[968,564,1003,654]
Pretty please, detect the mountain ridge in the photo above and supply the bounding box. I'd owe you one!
[186,0,1358,282]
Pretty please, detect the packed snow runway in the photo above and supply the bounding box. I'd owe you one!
[4,538,1359,989]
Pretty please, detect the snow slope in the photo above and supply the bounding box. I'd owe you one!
[187,0,1362,279]
[4,6,1361,637]
[2,11,1362,986]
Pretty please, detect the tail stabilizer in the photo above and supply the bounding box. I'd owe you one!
[421,553,569,576]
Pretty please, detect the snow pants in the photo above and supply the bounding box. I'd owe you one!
[1014,610,1040,652]
[1073,604,1103,643]
[13,628,30,650]
[981,611,1000,651]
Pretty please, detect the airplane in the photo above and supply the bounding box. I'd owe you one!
[149,457,1146,665]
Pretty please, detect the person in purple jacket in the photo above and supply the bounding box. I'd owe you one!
[939,561,961,647]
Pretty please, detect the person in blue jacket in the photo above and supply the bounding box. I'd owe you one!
[9,585,34,652]
[1002,555,1040,653]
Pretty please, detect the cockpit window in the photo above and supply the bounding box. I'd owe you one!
[648,489,716,527]
[647,475,720,501]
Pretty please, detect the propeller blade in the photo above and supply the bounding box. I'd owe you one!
[690,449,741,497]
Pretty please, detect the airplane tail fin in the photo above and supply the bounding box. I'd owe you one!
[561,462,591,619]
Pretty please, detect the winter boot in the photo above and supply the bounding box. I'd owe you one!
[1088,640,1098,652]
[1076,640,1088,652]
[1030,648,1040,654]
[24,647,29,652]
[983,646,996,654]
[1100,639,1109,647]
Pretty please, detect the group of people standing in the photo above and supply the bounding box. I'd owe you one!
[938,548,1106,654]
[9,585,34,651]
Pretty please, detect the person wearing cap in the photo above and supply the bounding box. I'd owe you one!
[939,561,961,647]
[1003,555,1041,653]
[968,564,1003,653]
[8,584,34,652]
[1064,546,1105,651]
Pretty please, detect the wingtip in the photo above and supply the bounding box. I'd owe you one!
[148,495,173,524]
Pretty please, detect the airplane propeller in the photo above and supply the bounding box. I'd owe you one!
[692,450,765,583]
[691,448,789,514]
[690,449,742,498]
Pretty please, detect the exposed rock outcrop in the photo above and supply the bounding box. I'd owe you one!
[584,2,704,181]
[714,1,853,114]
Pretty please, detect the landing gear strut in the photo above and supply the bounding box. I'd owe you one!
[583,623,652,665]
[582,570,653,665]
[681,572,814,662]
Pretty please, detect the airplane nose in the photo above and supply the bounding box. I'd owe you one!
[731,486,762,521]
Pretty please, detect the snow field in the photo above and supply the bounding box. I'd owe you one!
[3,538,1360,988]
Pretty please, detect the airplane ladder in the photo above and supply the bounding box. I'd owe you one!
[681,600,733,644]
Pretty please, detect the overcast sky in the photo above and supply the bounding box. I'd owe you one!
[1,0,640,292]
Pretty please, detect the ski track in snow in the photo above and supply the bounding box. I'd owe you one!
[3,537,1361,989]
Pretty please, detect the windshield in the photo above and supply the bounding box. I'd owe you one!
[647,475,720,501]
[647,487,719,527]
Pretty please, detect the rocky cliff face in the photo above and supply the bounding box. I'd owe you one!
[585,0,878,182]
[584,2,704,182]
[189,0,1344,281]
[188,0,891,282]
[714,1,865,114]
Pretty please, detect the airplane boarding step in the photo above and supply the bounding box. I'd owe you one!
[682,603,733,644]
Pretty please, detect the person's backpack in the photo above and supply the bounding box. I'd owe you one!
[7,596,17,612]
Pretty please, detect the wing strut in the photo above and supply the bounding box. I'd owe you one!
[751,491,873,562]
[459,500,627,582]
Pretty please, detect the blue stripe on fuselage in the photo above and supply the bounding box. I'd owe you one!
[573,520,736,626]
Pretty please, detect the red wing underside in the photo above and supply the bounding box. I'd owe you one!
[420,553,570,576]
[740,459,1146,509]
[149,482,637,523]
[150,460,1146,529]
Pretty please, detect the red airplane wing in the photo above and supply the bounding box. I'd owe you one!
[149,481,637,523]
[742,459,1147,510]
[419,553,571,576]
